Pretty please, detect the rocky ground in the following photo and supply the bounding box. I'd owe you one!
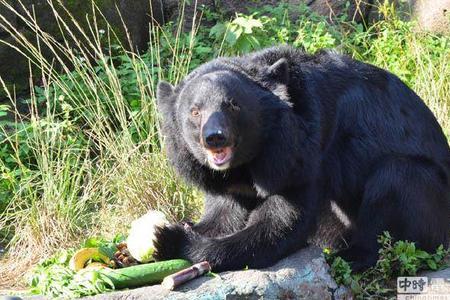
[85,247,351,300]
[21,246,352,300]
[7,245,450,300]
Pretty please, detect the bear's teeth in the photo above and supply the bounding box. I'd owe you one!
[214,152,226,161]
[207,147,232,168]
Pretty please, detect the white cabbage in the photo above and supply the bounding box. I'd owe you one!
[126,210,169,263]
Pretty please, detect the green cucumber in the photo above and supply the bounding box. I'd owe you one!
[100,259,191,289]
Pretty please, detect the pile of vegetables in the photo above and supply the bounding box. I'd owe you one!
[28,211,192,298]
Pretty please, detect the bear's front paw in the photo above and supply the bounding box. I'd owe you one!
[336,247,378,272]
[153,223,191,261]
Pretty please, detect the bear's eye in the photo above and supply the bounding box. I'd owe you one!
[228,100,240,112]
[191,107,201,117]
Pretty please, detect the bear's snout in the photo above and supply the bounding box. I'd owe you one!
[204,131,227,148]
[201,112,230,149]
[200,111,234,170]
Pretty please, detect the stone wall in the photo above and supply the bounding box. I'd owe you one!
[411,0,450,33]
[0,0,164,98]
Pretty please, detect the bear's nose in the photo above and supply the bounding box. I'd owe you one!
[204,130,227,148]
[202,111,229,149]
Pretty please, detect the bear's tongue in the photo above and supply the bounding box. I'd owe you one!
[213,151,227,163]
[211,147,231,165]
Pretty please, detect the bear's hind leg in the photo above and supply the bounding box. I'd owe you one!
[338,156,450,272]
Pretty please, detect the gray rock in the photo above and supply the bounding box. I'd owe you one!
[419,267,450,297]
[82,246,351,300]
[420,267,450,280]
[410,0,450,33]
[0,0,164,98]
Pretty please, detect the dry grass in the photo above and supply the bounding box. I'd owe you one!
[0,0,202,289]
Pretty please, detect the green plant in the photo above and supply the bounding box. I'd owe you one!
[28,234,191,298]
[28,237,119,298]
[209,2,449,131]
[210,14,264,54]
[0,0,203,289]
[327,232,449,299]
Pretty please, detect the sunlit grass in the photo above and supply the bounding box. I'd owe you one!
[0,0,202,288]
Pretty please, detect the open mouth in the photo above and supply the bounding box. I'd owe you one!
[206,146,233,168]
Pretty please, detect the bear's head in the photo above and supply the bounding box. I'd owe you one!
[157,57,314,196]
[157,69,270,171]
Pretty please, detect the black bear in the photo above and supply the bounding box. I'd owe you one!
[155,46,450,272]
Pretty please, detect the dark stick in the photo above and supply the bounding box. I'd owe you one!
[161,261,211,290]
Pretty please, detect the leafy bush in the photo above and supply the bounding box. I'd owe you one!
[327,232,449,299]
[28,236,122,298]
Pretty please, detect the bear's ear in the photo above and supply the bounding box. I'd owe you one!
[258,58,290,103]
[157,81,174,101]
[156,81,175,114]
[265,58,289,85]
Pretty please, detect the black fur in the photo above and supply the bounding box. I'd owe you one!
[154,46,450,272]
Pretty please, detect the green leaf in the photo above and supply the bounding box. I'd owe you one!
[427,259,437,270]
[224,29,239,45]
[84,237,103,248]
[210,23,226,38]
[415,250,429,259]
[233,16,263,34]
[99,243,118,259]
